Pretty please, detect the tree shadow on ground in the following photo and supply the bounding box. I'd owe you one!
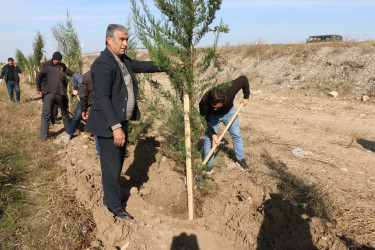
[120,137,160,197]
[171,233,200,250]
[23,96,42,103]
[356,138,375,153]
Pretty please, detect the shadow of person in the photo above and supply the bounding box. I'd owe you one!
[356,138,375,153]
[256,151,334,249]
[121,137,160,197]
[23,96,42,103]
[171,232,200,250]
[257,194,317,250]
[49,127,66,138]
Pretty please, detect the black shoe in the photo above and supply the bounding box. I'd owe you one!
[121,194,129,202]
[109,207,133,220]
[54,120,61,124]
[206,166,214,175]
[236,159,249,170]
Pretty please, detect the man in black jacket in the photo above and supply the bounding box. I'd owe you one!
[36,63,70,141]
[40,51,80,124]
[0,57,22,102]
[85,24,162,219]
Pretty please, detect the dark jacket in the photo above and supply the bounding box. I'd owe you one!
[36,66,69,97]
[85,48,161,138]
[40,59,74,77]
[199,75,250,135]
[79,71,93,112]
[0,64,22,83]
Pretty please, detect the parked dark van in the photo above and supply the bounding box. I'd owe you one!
[306,35,343,43]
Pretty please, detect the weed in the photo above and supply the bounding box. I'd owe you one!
[0,91,94,248]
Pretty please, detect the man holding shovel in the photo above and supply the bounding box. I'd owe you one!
[199,75,250,173]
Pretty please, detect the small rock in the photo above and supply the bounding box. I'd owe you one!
[328,91,338,98]
[82,145,88,149]
[361,95,370,102]
[360,114,366,117]
[121,242,130,250]
[226,162,237,169]
[252,90,263,95]
[292,148,312,158]
[83,134,90,139]
[130,187,138,195]
[53,139,61,145]
[340,168,348,172]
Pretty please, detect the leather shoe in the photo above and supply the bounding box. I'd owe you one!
[109,207,133,220]
[121,194,129,202]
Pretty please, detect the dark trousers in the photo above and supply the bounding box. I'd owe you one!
[98,121,128,210]
[50,105,59,124]
[40,93,70,140]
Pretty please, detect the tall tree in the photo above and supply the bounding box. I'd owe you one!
[131,0,228,219]
[51,10,83,109]
[15,31,45,83]
[51,10,83,74]
[32,31,45,71]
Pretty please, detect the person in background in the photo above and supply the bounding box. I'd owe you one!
[199,75,250,174]
[0,57,22,102]
[64,72,84,143]
[85,24,163,220]
[36,62,70,141]
[79,71,100,158]
[39,51,77,124]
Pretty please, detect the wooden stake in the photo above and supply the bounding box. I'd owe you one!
[184,92,194,220]
[203,103,244,165]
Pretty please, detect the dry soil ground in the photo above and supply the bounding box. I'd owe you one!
[22,43,375,249]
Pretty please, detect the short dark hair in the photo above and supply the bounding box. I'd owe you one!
[8,57,14,62]
[54,62,66,72]
[106,24,127,45]
[208,89,225,105]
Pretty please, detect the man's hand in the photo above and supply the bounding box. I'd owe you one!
[240,98,249,106]
[72,89,79,96]
[113,127,126,147]
[82,111,89,120]
[212,134,220,146]
[36,90,42,95]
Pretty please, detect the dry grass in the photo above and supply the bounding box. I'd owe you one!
[0,88,94,249]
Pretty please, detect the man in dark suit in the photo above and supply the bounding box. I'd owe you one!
[36,62,70,141]
[85,24,162,219]
[40,51,80,124]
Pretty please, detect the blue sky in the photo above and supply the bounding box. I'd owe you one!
[0,0,374,63]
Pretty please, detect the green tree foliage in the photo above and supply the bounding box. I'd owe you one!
[131,0,229,174]
[15,31,45,83]
[51,10,83,109]
[51,10,83,74]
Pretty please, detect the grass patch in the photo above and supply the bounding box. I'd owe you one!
[0,90,94,248]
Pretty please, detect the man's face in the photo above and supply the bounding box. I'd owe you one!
[211,102,224,111]
[8,60,14,66]
[52,59,61,65]
[107,30,128,56]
